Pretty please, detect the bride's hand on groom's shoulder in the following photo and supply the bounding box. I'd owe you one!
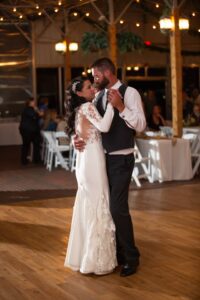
[73,134,85,152]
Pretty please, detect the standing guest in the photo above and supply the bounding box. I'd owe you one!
[19,98,42,165]
[74,57,146,277]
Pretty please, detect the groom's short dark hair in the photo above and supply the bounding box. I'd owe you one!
[91,57,116,75]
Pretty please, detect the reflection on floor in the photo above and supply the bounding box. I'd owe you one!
[0,183,200,300]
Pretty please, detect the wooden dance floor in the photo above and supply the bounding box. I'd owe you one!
[0,181,200,300]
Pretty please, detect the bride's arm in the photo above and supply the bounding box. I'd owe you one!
[81,102,114,132]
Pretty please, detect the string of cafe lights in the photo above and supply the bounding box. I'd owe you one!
[0,0,199,33]
[0,1,92,20]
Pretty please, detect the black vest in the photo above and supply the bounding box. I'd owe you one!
[96,84,135,153]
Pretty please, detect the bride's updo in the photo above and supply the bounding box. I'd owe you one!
[66,76,89,136]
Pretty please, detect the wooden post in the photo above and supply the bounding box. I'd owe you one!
[108,23,117,68]
[108,0,117,68]
[64,10,71,88]
[31,22,37,102]
[170,7,183,137]
[64,36,71,85]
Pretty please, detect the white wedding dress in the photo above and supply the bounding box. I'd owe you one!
[64,102,117,275]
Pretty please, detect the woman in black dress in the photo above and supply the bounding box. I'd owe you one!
[19,98,42,165]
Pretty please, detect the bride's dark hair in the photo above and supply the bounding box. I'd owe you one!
[65,76,89,136]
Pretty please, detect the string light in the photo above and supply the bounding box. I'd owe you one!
[82,71,86,76]
[36,4,39,9]
[85,12,90,17]
[134,66,139,71]
[198,29,200,32]
[87,69,92,73]
[19,15,23,19]
[126,66,132,71]
[136,23,140,27]
[38,11,42,16]
[120,19,124,24]
[192,12,196,17]
[13,7,17,12]
[54,8,59,13]
[73,12,78,16]
[58,1,62,6]
[152,25,157,29]
[0,17,4,21]
[155,4,159,8]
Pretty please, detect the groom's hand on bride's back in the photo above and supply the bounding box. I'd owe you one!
[73,134,85,152]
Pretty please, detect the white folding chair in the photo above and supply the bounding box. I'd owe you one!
[52,131,70,168]
[41,131,52,166]
[191,131,200,177]
[41,131,68,171]
[182,132,197,153]
[131,144,153,187]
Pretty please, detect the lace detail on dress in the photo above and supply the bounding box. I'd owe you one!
[75,103,102,145]
[81,102,102,122]
[75,102,114,146]
[80,191,117,275]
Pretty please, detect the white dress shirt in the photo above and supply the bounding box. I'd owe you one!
[102,80,146,155]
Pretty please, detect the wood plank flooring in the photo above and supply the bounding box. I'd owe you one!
[0,182,200,300]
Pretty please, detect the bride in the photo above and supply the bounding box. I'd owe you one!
[64,76,117,275]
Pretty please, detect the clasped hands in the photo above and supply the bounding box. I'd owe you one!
[107,89,125,113]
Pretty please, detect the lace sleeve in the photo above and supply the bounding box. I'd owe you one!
[81,102,114,132]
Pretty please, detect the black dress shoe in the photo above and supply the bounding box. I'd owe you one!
[120,262,139,277]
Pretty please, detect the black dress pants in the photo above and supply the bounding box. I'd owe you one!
[106,153,140,265]
[20,130,41,164]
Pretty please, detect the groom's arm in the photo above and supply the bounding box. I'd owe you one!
[107,88,146,132]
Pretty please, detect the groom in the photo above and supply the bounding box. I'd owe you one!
[75,57,146,276]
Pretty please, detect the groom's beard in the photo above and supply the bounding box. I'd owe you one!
[95,76,109,91]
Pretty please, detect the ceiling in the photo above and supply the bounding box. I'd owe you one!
[0,0,199,26]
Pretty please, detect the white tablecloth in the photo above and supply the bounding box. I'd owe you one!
[0,122,22,145]
[136,138,193,182]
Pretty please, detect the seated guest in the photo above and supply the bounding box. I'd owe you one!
[43,109,58,131]
[148,105,166,131]
[56,115,69,145]
[190,104,200,126]
[38,97,49,128]
[56,115,67,132]
[182,90,193,120]
[192,88,200,106]
[144,89,157,121]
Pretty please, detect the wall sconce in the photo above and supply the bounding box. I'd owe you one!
[55,41,78,53]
